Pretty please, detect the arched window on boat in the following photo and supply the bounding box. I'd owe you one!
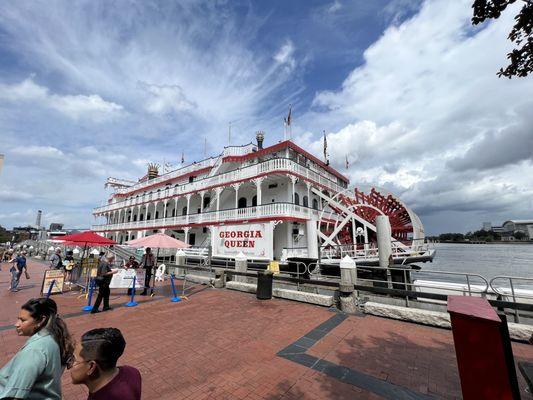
[303,196,308,207]
[312,199,319,210]
[146,213,151,220]
[294,192,300,205]
[203,196,211,209]
[182,206,188,216]
[238,197,247,209]
[140,213,144,221]
[252,195,257,207]
[155,211,159,219]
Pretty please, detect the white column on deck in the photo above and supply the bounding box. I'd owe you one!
[232,183,241,209]
[306,218,319,259]
[186,194,191,224]
[184,227,190,244]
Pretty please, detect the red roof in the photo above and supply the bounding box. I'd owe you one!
[222,140,350,183]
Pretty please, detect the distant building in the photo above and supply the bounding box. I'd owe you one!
[49,223,64,231]
[482,222,492,231]
[501,220,533,241]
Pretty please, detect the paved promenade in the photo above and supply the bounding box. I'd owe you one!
[1,259,532,399]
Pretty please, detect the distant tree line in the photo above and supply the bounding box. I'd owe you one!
[427,229,503,242]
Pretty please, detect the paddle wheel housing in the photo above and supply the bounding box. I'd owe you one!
[316,186,425,251]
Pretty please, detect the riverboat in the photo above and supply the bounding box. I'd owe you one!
[92,132,435,269]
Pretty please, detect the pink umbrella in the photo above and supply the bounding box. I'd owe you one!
[125,233,190,249]
[125,233,190,295]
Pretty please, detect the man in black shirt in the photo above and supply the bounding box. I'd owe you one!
[91,254,118,313]
[139,248,155,296]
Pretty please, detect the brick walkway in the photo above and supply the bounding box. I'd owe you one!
[0,259,532,399]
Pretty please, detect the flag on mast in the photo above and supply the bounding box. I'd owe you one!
[323,131,328,162]
[283,105,292,140]
[181,151,185,164]
[345,154,349,170]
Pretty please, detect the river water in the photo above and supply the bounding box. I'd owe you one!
[413,243,533,288]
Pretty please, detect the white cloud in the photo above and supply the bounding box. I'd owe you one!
[299,0,533,232]
[11,145,64,159]
[0,78,123,121]
[141,82,196,115]
[0,190,33,202]
[327,1,342,13]
[274,40,296,71]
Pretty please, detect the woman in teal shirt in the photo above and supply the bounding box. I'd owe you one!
[0,298,74,399]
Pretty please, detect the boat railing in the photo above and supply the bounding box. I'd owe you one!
[94,157,346,214]
[92,202,324,231]
[319,239,431,261]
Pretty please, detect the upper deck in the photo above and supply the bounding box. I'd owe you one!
[93,140,349,216]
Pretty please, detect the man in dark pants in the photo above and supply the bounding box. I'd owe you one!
[91,254,118,313]
[139,247,155,295]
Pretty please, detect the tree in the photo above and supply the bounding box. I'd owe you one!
[514,230,526,240]
[472,0,533,78]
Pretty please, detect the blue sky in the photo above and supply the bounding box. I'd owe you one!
[0,0,532,235]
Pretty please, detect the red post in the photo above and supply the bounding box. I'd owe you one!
[447,296,520,400]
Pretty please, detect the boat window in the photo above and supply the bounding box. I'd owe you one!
[203,196,211,208]
[303,196,308,207]
[294,193,300,205]
[147,213,151,220]
[155,211,159,219]
[313,199,319,210]
[252,195,257,207]
[182,207,188,215]
[140,214,144,221]
[238,197,247,209]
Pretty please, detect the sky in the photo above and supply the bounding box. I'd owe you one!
[0,0,532,235]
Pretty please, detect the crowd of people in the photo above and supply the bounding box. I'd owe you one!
[0,246,166,398]
[2,245,158,301]
[0,297,142,399]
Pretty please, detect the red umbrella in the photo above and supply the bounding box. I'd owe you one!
[59,231,116,246]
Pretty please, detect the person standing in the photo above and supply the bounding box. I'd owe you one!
[91,254,118,314]
[8,251,27,292]
[0,297,74,399]
[69,328,141,400]
[124,256,139,296]
[49,248,63,270]
[139,248,155,296]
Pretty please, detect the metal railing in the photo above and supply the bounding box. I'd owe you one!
[94,157,346,215]
[490,276,533,323]
[318,239,432,261]
[92,202,323,231]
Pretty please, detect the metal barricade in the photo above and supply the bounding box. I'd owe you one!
[489,276,533,323]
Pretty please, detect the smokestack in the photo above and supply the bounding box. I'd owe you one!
[147,163,159,180]
[256,131,265,150]
[35,210,42,228]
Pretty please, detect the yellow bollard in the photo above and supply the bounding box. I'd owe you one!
[268,261,280,275]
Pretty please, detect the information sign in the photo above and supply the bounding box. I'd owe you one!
[41,269,65,295]
[109,269,145,289]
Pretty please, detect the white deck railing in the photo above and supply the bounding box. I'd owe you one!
[113,157,219,195]
[94,158,346,214]
[92,203,321,232]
